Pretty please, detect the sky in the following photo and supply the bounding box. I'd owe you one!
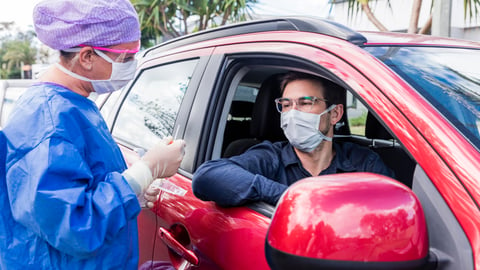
[1,0,330,31]
[252,0,330,19]
[1,0,40,30]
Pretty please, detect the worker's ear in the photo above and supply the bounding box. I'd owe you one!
[330,104,344,125]
[77,46,96,71]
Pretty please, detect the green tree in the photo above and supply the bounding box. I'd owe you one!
[0,29,37,79]
[131,0,256,47]
[330,0,480,34]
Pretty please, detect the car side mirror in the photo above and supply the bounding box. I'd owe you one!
[265,173,430,270]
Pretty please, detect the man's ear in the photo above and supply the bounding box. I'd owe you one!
[330,104,344,125]
[77,47,95,71]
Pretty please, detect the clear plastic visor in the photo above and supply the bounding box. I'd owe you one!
[64,43,140,63]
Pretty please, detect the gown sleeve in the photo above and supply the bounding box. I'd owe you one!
[6,134,141,258]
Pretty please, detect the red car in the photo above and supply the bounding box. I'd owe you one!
[98,17,480,270]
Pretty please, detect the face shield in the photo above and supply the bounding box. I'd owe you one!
[82,44,140,63]
[63,41,140,63]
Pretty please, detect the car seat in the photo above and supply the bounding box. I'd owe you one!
[222,100,255,152]
[223,74,286,158]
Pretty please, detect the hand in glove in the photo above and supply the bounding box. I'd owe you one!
[141,136,185,179]
[123,136,186,198]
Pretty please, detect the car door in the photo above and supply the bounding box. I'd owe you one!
[102,47,273,269]
[186,37,477,269]
[206,37,477,269]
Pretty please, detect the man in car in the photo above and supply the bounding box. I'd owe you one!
[192,71,394,206]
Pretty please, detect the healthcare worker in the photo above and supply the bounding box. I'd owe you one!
[0,0,185,269]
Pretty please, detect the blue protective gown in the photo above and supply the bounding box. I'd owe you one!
[0,83,141,269]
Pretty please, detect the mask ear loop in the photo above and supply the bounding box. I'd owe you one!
[59,47,82,71]
[319,104,337,142]
[326,104,337,113]
[94,50,116,64]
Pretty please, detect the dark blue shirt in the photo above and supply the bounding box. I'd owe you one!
[192,141,394,206]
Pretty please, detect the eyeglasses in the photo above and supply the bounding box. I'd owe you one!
[274,96,328,113]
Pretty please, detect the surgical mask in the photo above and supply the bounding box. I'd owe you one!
[281,105,336,152]
[55,49,137,94]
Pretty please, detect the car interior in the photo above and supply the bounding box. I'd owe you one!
[220,67,416,189]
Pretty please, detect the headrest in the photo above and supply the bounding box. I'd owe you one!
[250,74,286,142]
[365,112,392,140]
[230,101,254,118]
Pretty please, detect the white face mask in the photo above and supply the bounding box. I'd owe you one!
[56,50,137,94]
[281,105,336,152]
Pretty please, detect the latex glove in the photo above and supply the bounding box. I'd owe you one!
[143,179,163,208]
[141,136,186,179]
[123,137,185,198]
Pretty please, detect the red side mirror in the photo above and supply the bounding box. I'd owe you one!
[266,173,429,270]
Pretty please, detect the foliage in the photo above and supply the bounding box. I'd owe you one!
[0,28,37,79]
[131,0,256,47]
[350,111,367,126]
[330,0,480,34]
[464,0,480,21]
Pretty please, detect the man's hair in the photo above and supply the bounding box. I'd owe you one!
[279,71,346,108]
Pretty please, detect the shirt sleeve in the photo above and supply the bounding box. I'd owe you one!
[365,152,396,179]
[6,136,141,258]
[192,142,288,206]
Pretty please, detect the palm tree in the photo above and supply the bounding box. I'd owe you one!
[0,29,37,79]
[330,0,480,34]
[333,0,389,31]
[1,40,37,79]
[131,0,256,47]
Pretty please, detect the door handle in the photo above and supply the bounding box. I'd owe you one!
[158,227,199,265]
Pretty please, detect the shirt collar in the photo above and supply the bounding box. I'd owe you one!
[280,142,301,167]
[281,142,358,175]
[324,142,357,174]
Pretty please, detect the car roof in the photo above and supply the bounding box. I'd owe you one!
[361,31,480,48]
[142,16,367,56]
[142,16,480,58]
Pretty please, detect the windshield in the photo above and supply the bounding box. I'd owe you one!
[364,46,480,150]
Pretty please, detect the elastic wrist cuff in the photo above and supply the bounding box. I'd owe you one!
[122,161,153,196]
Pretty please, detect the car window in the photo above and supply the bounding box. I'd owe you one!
[222,85,258,153]
[112,59,198,149]
[365,46,480,150]
[233,85,258,103]
[346,91,368,136]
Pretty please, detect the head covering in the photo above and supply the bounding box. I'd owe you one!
[33,0,141,50]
